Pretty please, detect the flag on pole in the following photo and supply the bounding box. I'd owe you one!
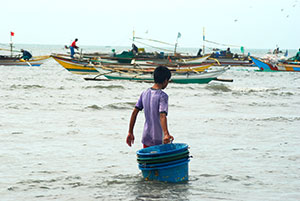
[240,46,244,54]
[10,32,15,36]
[177,32,181,38]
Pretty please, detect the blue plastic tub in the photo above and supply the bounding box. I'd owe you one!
[139,157,189,169]
[139,159,190,183]
[137,150,189,164]
[137,143,188,158]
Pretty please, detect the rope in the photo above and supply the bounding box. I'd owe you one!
[133,36,186,54]
[133,40,174,52]
[0,47,21,53]
[134,40,187,55]
[134,37,174,46]
[204,39,242,48]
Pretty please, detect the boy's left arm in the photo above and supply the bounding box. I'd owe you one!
[160,113,174,144]
[127,108,140,147]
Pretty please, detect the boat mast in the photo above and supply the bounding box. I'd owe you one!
[10,32,13,57]
[132,28,135,43]
[203,27,205,55]
[174,32,181,55]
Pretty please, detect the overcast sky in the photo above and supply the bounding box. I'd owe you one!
[1,0,299,49]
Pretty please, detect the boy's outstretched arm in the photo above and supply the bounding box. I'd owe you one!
[160,113,174,144]
[127,108,140,147]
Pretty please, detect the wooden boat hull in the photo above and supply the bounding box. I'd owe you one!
[52,54,214,74]
[138,54,211,66]
[250,56,300,72]
[204,58,254,67]
[95,63,214,74]
[51,54,228,83]
[0,55,50,66]
[51,55,99,75]
[104,69,226,84]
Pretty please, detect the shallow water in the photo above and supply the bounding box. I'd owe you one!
[1,46,300,200]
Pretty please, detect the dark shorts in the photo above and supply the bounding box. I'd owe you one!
[23,56,32,60]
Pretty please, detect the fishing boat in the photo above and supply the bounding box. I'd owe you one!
[0,33,50,66]
[203,57,254,67]
[250,56,300,72]
[0,55,50,66]
[52,54,231,83]
[101,68,228,84]
[51,54,99,75]
[92,63,228,84]
[52,54,214,75]
[137,54,212,67]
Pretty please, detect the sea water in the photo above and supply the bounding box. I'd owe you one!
[0,45,300,200]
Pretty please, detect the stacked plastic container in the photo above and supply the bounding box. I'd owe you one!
[137,143,190,183]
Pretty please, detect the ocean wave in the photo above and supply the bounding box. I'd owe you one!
[5,104,31,110]
[270,92,294,96]
[11,131,23,135]
[12,175,85,192]
[205,84,232,92]
[199,174,218,177]
[103,102,136,110]
[85,104,102,110]
[84,85,125,90]
[32,170,68,174]
[223,175,240,182]
[232,87,283,96]
[255,116,300,122]
[9,84,44,90]
[248,102,289,107]
[169,85,199,90]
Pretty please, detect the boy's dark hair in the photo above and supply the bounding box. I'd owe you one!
[154,66,171,84]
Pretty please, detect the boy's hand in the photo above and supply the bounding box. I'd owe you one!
[163,134,174,144]
[126,133,135,147]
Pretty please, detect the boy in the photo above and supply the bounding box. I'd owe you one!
[126,66,174,148]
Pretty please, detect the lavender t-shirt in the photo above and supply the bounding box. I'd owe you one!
[135,88,169,146]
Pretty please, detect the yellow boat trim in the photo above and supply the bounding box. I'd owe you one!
[19,55,50,62]
[53,57,99,75]
[175,64,213,72]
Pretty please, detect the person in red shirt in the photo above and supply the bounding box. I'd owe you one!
[70,38,79,58]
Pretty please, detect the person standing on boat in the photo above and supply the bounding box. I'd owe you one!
[70,38,79,58]
[20,49,32,61]
[131,43,138,55]
[126,66,174,148]
[197,48,203,56]
[295,48,300,61]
